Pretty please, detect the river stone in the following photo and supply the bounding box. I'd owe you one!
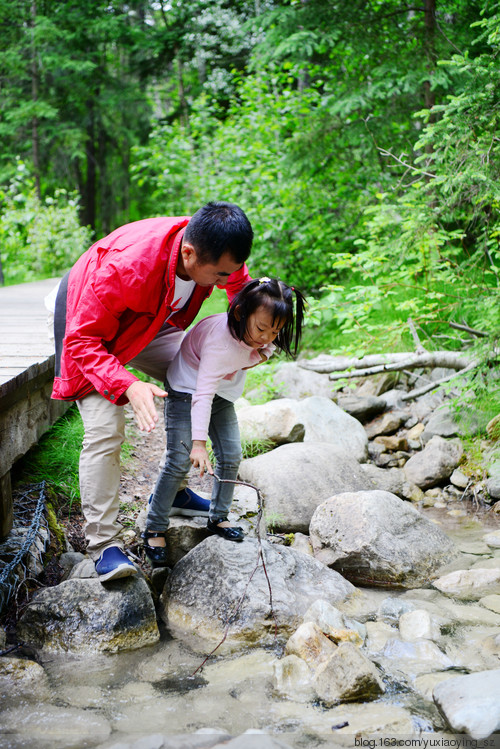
[398,609,440,642]
[161,536,357,646]
[285,621,337,667]
[312,642,385,705]
[381,637,453,676]
[17,575,159,654]
[480,594,500,614]
[0,704,111,748]
[403,435,463,489]
[422,404,486,442]
[364,621,398,656]
[432,568,500,600]
[238,442,373,534]
[309,491,458,588]
[273,654,316,702]
[360,463,424,502]
[433,669,500,739]
[272,361,335,400]
[0,656,51,702]
[335,393,387,423]
[238,396,368,461]
[364,411,408,439]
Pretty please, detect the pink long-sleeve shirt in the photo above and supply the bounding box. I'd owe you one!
[167,313,275,441]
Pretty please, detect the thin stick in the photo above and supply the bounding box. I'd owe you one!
[179,442,279,674]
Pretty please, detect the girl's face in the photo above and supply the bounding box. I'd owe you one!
[244,305,285,349]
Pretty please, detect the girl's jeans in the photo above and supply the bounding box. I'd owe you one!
[146,381,242,531]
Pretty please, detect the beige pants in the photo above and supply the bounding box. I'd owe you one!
[77,325,185,558]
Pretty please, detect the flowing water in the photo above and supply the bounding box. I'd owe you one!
[1,505,499,749]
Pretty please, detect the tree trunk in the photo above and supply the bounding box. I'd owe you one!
[84,98,97,231]
[423,0,436,148]
[31,0,41,201]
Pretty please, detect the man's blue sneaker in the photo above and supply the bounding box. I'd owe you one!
[170,488,210,517]
[95,546,137,582]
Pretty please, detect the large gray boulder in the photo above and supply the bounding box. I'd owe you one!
[272,361,335,400]
[433,669,500,739]
[238,442,374,533]
[404,435,463,489]
[17,576,159,654]
[309,491,458,588]
[237,396,368,461]
[160,536,357,647]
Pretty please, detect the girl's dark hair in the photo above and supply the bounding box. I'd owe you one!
[184,201,253,264]
[227,278,307,357]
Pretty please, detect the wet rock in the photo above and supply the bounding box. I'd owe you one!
[433,669,500,739]
[0,656,51,702]
[0,704,111,748]
[161,536,357,647]
[238,442,373,534]
[381,637,453,676]
[285,621,337,666]
[398,609,440,642]
[335,393,387,423]
[273,361,335,400]
[364,621,398,656]
[303,598,346,634]
[484,531,500,549]
[273,654,316,702]
[17,575,159,654]
[309,491,458,588]
[312,642,385,705]
[480,595,500,614]
[404,435,463,489]
[432,568,500,600]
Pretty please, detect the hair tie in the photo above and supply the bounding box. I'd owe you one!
[291,286,295,291]
[258,277,271,285]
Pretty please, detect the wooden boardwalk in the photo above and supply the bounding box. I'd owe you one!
[0,278,71,538]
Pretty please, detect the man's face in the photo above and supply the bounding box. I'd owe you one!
[181,245,243,287]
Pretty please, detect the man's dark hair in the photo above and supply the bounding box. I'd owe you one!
[227,278,307,357]
[184,201,253,264]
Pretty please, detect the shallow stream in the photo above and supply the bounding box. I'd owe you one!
[1,504,499,749]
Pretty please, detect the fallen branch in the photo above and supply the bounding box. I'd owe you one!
[324,351,475,380]
[401,359,480,401]
[449,321,488,338]
[178,442,278,676]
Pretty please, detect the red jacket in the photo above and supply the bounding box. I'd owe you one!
[51,216,251,405]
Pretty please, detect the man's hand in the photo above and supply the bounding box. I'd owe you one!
[125,381,168,432]
[190,440,214,477]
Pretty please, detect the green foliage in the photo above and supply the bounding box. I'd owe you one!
[0,161,92,284]
[14,407,84,512]
[13,404,133,514]
[241,436,275,460]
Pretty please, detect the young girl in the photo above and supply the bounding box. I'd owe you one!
[142,277,306,566]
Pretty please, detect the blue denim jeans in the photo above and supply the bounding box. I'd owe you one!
[146,380,242,531]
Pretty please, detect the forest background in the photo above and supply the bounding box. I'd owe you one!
[1,0,499,417]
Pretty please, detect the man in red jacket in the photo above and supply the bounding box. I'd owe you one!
[52,201,253,581]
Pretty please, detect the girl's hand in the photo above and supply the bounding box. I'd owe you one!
[190,440,214,477]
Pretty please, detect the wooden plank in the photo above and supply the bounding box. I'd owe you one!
[0,277,69,539]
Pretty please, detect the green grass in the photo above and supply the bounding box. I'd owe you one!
[13,404,133,514]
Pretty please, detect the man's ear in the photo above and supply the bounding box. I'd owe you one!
[181,242,197,266]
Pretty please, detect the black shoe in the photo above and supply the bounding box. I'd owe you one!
[207,518,245,542]
[141,530,169,566]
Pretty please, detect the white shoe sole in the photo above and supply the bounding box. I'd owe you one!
[169,507,210,517]
[97,563,137,582]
